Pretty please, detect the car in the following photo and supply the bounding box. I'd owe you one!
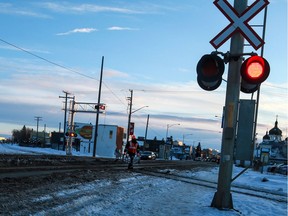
[267,163,287,175]
[279,165,288,175]
[140,151,157,160]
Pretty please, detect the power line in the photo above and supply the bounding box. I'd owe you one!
[0,38,96,80]
[0,37,127,108]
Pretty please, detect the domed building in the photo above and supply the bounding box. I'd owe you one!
[259,118,287,160]
[262,131,270,142]
[268,119,282,141]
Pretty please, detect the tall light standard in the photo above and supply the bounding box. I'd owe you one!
[166,123,180,142]
[34,116,42,143]
[183,134,193,144]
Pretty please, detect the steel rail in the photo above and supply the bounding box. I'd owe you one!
[135,169,287,203]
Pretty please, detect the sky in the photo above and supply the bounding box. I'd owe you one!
[0,143,287,215]
[0,0,287,150]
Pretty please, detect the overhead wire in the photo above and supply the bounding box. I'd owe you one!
[0,37,127,107]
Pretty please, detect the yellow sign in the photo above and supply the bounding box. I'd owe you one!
[77,125,93,140]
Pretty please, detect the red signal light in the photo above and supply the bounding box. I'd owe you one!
[70,132,77,137]
[241,56,270,84]
[65,132,77,137]
[99,105,105,110]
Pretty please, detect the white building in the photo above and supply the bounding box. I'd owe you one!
[75,123,125,158]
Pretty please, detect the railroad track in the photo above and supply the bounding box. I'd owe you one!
[0,155,215,178]
[1,154,285,204]
[135,169,287,203]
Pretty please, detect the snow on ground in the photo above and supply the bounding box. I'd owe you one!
[0,143,287,216]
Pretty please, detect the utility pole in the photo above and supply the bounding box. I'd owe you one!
[93,56,104,158]
[144,114,150,150]
[126,89,133,145]
[66,97,75,155]
[211,0,247,209]
[43,124,46,147]
[59,91,73,150]
[34,116,42,145]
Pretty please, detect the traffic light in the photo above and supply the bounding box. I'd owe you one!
[240,56,270,93]
[196,54,225,91]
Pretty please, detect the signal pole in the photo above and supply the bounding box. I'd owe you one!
[59,91,73,151]
[211,0,247,209]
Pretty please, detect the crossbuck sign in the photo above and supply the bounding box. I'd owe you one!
[210,0,269,50]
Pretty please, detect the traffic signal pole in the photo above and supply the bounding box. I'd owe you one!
[211,0,247,209]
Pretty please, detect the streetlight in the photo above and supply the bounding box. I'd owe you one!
[166,123,180,141]
[183,134,193,144]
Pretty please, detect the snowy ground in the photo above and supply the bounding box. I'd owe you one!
[0,144,287,216]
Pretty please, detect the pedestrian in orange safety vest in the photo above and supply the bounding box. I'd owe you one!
[124,135,140,169]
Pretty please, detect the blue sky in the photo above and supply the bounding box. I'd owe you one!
[0,0,287,150]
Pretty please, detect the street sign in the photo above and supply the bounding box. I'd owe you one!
[129,122,135,135]
[210,0,269,50]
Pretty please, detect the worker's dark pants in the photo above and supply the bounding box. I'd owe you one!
[128,153,135,168]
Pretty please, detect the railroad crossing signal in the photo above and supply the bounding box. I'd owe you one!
[65,131,77,137]
[95,104,106,112]
[196,54,270,93]
[210,0,269,50]
[210,0,269,210]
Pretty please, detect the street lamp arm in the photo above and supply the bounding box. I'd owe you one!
[166,123,180,142]
[167,123,180,129]
[183,133,193,144]
[131,106,149,114]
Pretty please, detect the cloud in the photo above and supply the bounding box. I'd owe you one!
[0,44,51,54]
[38,2,141,14]
[56,28,97,36]
[0,54,287,149]
[104,69,129,78]
[107,26,139,31]
[0,3,51,18]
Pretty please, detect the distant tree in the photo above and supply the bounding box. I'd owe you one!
[12,129,20,143]
[196,142,202,158]
[12,125,33,145]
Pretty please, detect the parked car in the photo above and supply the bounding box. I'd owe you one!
[267,163,287,175]
[279,165,288,175]
[140,151,157,160]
